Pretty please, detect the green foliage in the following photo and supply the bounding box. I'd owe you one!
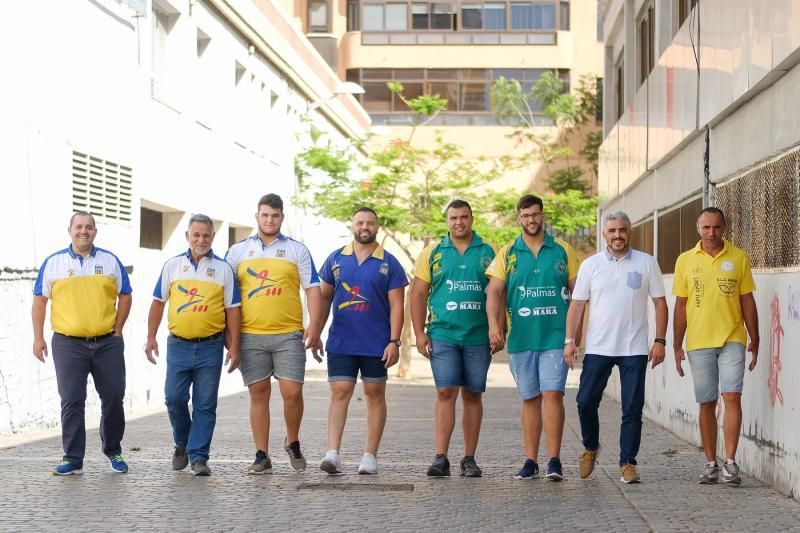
[548,167,587,195]
[543,190,598,237]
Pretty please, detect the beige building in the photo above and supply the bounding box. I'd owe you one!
[279,0,604,192]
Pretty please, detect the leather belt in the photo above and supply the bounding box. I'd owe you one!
[171,331,224,343]
[57,332,115,342]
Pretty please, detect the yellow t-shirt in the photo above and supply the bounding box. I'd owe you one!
[673,239,756,351]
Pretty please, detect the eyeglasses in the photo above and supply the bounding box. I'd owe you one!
[519,213,543,221]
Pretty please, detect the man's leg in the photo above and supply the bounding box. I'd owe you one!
[617,355,648,466]
[721,392,742,460]
[698,400,718,462]
[164,337,193,454]
[89,335,126,459]
[435,387,459,455]
[461,343,492,458]
[461,389,482,457]
[51,334,92,467]
[539,349,569,460]
[363,381,387,455]
[186,337,224,463]
[239,333,275,453]
[576,354,615,453]
[718,342,747,461]
[271,331,307,443]
[278,379,304,443]
[687,348,721,463]
[521,396,543,459]
[508,351,543,461]
[327,380,356,451]
[248,379,271,452]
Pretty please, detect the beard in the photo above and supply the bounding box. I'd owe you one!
[354,231,377,244]
[521,224,542,237]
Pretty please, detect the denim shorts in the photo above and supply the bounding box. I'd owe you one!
[687,342,746,404]
[508,349,568,400]
[240,331,306,385]
[429,340,491,393]
[327,353,388,383]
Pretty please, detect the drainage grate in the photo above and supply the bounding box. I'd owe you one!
[297,482,414,492]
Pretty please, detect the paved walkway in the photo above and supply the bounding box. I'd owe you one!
[1,361,798,532]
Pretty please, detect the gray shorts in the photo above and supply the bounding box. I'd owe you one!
[240,331,306,385]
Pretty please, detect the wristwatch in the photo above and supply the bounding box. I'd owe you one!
[563,337,576,345]
[390,339,402,347]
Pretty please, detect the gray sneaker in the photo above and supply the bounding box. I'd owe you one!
[191,460,211,476]
[248,450,273,474]
[722,461,741,485]
[698,462,720,484]
[284,438,307,472]
[172,447,188,471]
[459,456,482,478]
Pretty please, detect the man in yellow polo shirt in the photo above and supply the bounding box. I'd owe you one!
[673,207,759,486]
[145,214,241,476]
[32,211,132,475]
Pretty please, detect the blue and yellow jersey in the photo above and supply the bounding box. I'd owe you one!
[486,233,580,352]
[33,245,132,337]
[225,234,320,334]
[152,249,240,339]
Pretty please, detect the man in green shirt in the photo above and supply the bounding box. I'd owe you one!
[411,200,496,478]
[486,194,580,481]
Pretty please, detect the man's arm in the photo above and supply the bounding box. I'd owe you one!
[114,293,132,336]
[145,300,166,364]
[304,286,324,361]
[32,296,49,362]
[382,287,405,368]
[564,298,587,369]
[410,277,432,358]
[649,296,668,368]
[741,292,759,371]
[567,277,584,347]
[673,296,688,377]
[486,276,507,354]
[224,306,241,373]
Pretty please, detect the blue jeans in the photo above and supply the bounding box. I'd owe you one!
[165,334,224,463]
[429,340,491,393]
[576,354,648,466]
[508,349,568,400]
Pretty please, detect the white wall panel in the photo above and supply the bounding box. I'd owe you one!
[773,0,800,65]
[749,0,774,87]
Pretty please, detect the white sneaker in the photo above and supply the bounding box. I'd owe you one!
[358,453,378,475]
[320,450,344,476]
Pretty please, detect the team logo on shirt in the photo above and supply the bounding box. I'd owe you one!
[505,253,517,274]
[94,265,104,275]
[446,280,483,293]
[338,282,370,312]
[248,250,255,257]
[206,268,215,278]
[183,265,190,272]
[379,263,389,275]
[556,261,567,274]
[67,269,74,277]
[177,284,208,313]
[721,260,734,272]
[276,249,286,258]
[246,268,282,298]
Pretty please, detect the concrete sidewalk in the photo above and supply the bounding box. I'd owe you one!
[1,359,798,532]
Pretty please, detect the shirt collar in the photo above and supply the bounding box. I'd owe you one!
[604,247,633,261]
[513,231,553,252]
[441,232,484,249]
[341,242,385,260]
[250,233,287,249]
[693,238,730,257]
[67,244,96,259]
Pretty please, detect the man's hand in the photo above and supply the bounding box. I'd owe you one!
[33,338,48,363]
[382,343,400,368]
[649,342,666,369]
[145,338,159,365]
[415,332,432,359]
[225,347,241,373]
[674,346,686,377]
[489,326,505,355]
[564,342,577,369]
[747,338,759,371]
[303,325,324,362]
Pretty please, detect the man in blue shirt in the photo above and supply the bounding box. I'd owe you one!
[318,207,408,475]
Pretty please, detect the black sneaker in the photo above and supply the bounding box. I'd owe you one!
[514,459,539,480]
[426,454,450,477]
[172,447,188,471]
[546,457,564,481]
[248,450,273,474]
[459,456,482,478]
[283,438,307,472]
[191,460,211,476]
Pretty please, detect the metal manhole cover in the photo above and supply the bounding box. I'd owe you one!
[297,482,414,492]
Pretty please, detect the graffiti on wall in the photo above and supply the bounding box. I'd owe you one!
[768,293,784,407]
[788,285,800,321]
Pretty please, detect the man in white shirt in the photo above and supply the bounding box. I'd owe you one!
[564,211,668,484]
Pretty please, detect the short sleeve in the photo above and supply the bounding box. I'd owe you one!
[318,251,337,285]
[113,253,132,295]
[566,243,581,280]
[387,255,409,291]
[739,253,756,295]
[33,256,52,297]
[647,256,666,298]
[297,245,321,289]
[485,243,511,281]
[413,244,436,283]
[570,259,592,301]
[224,245,240,270]
[672,255,689,297]
[152,262,171,302]
[224,262,241,307]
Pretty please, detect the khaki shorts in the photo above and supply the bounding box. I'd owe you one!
[239,331,306,385]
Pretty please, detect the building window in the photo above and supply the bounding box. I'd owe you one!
[532,2,555,29]
[614,51,624,121]
[151,2,179,100]
[72,151,133,224]
[462,4,482,29]
[511,3,533,29]
[347,0,360,30]
[677,0,698,30]
[637,3,655,87]
[559,1,569,31]
[630,218,654,255]
[657,197,702,274]
[139,207,163,250]
[309,1,330,33]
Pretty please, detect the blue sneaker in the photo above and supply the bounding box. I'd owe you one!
[546,457,564,481]
[514,459,539,480]
[109,454,129,473]
[53,461,83,476]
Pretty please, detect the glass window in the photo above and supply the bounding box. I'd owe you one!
[363,82,393,112]
[533,3,555,29]
[394,69,426,80]
[511,3,533,30]
[432,3,454,29]
[363,5,385,30]
[484,3,506,30]
[412,3,429,29]
[362,68,393,79]
[395,82,424,110]
[428,69,459,80]
[559,1,569,31]
[347,0,360,31]
[462,4,482,29]
[461,83,489,111]
[386,4,408,30]
[428,82,458,109]
[493,68,524,80]
[309,2,329,32]
[462,68,487,81]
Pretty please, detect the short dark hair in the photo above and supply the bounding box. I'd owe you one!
[257,193,284,212]
[516,194,544,213]
[698,207,726,225]
[445,199,472,216]
[352,206,378,218]
[70,211,96,227]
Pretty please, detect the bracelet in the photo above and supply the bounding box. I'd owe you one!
[654,338,667,345]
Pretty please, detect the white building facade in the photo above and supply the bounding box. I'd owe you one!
[599,0,800,499]
[0,0,369,435]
